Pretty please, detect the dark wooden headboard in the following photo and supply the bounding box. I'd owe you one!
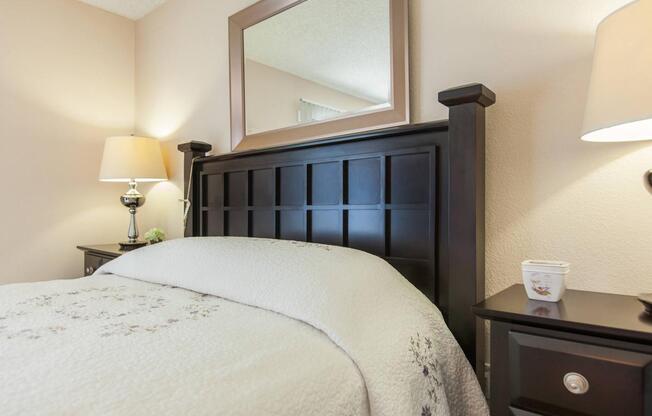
[179,83,495,372]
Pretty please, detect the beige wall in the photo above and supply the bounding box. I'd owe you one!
[136,0,652,298]
[134,0,252,238]
[0,0,135,283]
[245,59,374,134]
[409,0,649,298]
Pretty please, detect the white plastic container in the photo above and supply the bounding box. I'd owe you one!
[521,260,569,302]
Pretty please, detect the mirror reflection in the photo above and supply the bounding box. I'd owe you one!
[244,0,391,135]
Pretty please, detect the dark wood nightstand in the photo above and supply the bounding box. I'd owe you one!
[77,244,124,276]
[473,284,652,416]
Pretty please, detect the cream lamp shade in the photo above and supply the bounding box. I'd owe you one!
[581,0,652,142]
[99,136,168,182]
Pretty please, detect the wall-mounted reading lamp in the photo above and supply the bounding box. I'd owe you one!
[581,0,652,169]
[581,0,652,309]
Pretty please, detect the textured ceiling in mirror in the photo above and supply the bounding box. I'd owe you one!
[244,0,390,104]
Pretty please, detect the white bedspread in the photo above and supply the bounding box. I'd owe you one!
[0,276,368,415]
[1,237,488,416]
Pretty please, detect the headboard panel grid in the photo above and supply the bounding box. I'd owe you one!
[198,146,437,287]
[180,83,495,374]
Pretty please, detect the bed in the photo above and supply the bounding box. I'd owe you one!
[0,83,494,416]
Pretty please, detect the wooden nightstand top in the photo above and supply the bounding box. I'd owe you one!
[77,244,124,258]
[473,284,652,343]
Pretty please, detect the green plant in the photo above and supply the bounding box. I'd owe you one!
[144,228,166,244]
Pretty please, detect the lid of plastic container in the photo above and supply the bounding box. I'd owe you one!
[521,260,570,273]
[522,260,570,268]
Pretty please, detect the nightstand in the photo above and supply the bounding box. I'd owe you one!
[77,244,124,276]
[473,284,652,416]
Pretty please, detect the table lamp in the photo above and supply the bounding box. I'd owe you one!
[99,136,167,249]
[581,0,652,310]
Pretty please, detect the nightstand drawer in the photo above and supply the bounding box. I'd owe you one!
[79,245,123,276]
[84,254,111,276]
[508,331,652,416]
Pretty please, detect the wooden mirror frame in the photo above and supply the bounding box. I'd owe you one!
[229,0,409,151]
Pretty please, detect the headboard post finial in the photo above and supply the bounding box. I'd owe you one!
[178,141,213,154]
[178,141,212,237]
[438,83,495,379]
[438,83,496,108]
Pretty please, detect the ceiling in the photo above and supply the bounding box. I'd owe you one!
[244,0,391,104]
[77,0,166,20]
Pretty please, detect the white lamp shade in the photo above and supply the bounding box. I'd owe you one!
[581,0,652,142]
[99,136,168,182]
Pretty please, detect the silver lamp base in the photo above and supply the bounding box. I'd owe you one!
[119,180,147,250]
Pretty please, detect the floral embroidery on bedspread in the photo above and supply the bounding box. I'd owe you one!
[409,332,443,415]
[0,285,221,341]
[256,238,333,251]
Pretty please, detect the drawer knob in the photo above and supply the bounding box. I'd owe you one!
[563,372,589,395]
[86,266,94,275]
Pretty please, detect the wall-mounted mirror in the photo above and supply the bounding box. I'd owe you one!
[229,0,408,151]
